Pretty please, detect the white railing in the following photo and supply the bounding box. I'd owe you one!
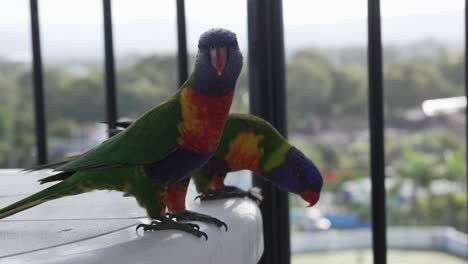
[292,226,468,258]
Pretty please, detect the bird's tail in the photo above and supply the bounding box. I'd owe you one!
[23,155,80,171]
[0,177,87,219]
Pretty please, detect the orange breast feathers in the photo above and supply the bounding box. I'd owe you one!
[177,88,234,154]
[224,131,264,176]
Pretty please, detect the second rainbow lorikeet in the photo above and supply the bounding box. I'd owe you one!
[0,28,243,239]
[169,113,323,215]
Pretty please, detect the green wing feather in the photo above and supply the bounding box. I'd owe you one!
[205,113,290,174]
[215,113,287,158]
[57,93,182,172]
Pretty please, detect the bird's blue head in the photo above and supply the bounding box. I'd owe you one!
[193,28,243,96]
[267,147,323,207]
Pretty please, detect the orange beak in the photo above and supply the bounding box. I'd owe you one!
[210,46,227,76]
[300,190,320,207]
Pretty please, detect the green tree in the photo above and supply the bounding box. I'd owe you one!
[417,192,467,232]
[330,66,367,116]
[395,148,439,223]
[384,61,454,115]
[287,50,334,132]
[439,52,464,90]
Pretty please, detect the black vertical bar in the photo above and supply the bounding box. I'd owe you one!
[247,0,289,264]
[103,0,117,135]
[465,0,467,193]
[176,0,188,86]
[367,0,387,263]
[29,0,47,165]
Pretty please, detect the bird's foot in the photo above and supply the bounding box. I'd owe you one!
[166,210,228,231]
[195,186,263,204]
[136,218,208,240]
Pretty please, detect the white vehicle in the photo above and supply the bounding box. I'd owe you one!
[298,208,331,231]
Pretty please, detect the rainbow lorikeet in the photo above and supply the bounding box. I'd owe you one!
[103,113,323,215]
[0,28,243,239]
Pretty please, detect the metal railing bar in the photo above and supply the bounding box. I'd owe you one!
[29,0,47,165]
[464,0,467,196]
[176,0,188,87]
[247,0,290,263]
[103,0,118,135]
[367,0,387,263]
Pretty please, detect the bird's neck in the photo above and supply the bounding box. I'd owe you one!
[177,87,234,154]
[191,69,237,96]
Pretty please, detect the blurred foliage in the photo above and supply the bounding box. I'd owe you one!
[294,130,466,231]
[384,61,454,112]
[417,192,467,232]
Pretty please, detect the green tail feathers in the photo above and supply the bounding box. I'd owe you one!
[24,155,80,172]
[0,179,87,219]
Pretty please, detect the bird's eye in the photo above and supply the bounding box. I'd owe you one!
[295,166,304,180]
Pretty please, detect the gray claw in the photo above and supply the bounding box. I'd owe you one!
[220,221,228,232]
[136,223,146,232]
[135,220,207,240]
[185,223,200,230]
[200,231,208,240]
[168,210,228,232]
[195,186,263,204]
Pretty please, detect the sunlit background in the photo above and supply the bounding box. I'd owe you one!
[0,0,466,263]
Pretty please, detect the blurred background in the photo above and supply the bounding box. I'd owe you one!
[0,0,466,263]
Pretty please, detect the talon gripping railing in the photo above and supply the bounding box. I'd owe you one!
[24,0,464,263]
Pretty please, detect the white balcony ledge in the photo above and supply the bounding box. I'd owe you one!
[0,170,264,264]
